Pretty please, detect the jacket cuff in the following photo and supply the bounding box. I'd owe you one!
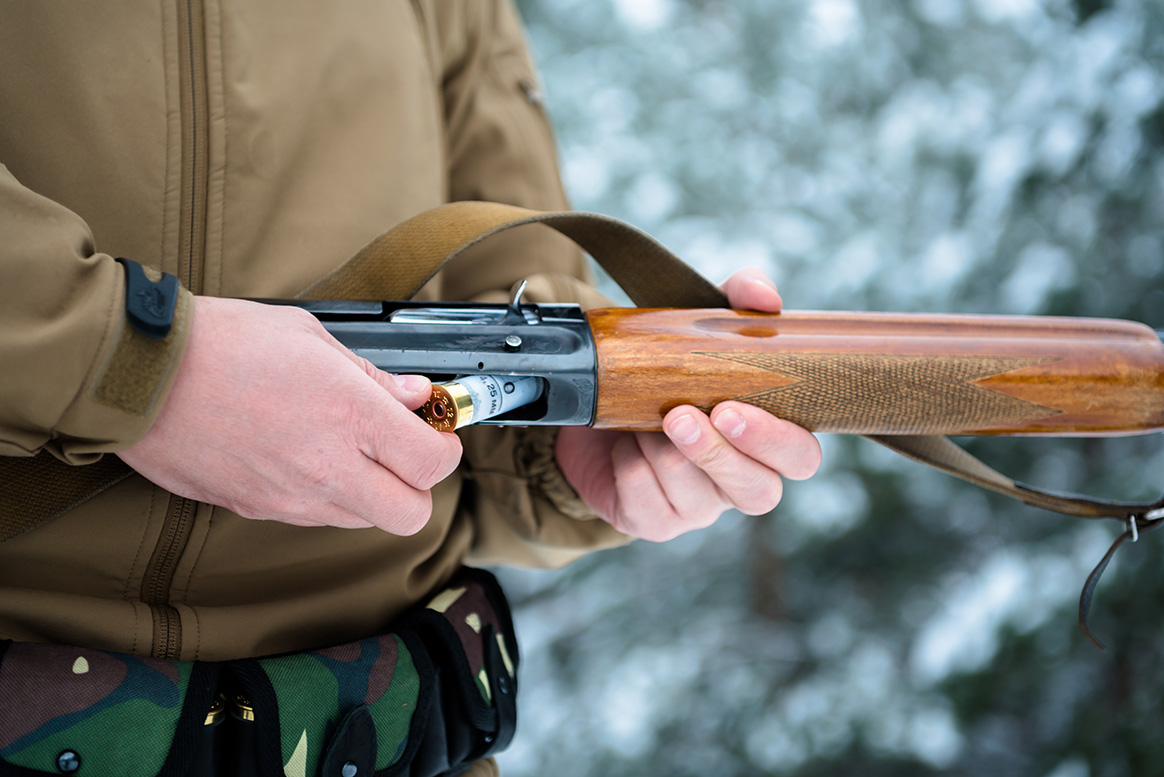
[513,425,596,521]
[49,263,194,464]
[462,424,631,569]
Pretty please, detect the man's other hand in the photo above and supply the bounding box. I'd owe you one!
[554,268,822,542]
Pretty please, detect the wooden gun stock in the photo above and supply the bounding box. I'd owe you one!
[588,308,1164,437]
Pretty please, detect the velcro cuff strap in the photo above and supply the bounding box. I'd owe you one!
[115,258,179,339]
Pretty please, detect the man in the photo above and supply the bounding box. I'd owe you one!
[0,0,818,773]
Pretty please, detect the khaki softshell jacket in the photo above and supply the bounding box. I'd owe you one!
[0,0,625,662]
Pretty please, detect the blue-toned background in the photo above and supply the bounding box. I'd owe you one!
[500,1,1164,775]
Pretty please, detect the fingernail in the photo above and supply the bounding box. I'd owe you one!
[714,408,746,438]
[667,413,701,444]
[393,374,430,393]
[750,278,782,303]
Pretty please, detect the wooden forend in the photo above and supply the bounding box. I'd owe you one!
[587,308,1164,436]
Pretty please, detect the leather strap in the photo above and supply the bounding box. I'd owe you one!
[866,433,1164,648]
[298,201,728,308]
[2,200,1157,542]
[868,434,1164,520]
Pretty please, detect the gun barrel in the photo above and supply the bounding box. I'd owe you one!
[588,308,1164,437]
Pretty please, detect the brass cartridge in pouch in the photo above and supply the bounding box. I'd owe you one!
[189,695,226,777]
[223,692,258,777]
[205,694,226,726]
[421,375,543,432]
[230,693,255,723]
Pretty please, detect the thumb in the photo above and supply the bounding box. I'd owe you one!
[384,373,432,410]
[316,324,433,409]
[720,267,783,312]
[353,357,432,410]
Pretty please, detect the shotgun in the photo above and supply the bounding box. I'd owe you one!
[289,197,1164,649]
[301,288,1164,650]
[294,289,1164,438]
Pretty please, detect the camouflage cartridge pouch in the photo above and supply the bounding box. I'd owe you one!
[231,568,519,777]
[0,642,221,777]
[0,568,519,777]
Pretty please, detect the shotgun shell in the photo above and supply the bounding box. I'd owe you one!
[421,375,542,432]
[230,693,255,722]
[205,694,226,726]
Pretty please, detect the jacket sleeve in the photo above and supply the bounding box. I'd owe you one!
[429,0,631,567]
[0,166,192,464]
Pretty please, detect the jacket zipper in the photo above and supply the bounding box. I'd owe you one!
[178,0,209,293]
[143,495,199,658]
[141,0,211,660]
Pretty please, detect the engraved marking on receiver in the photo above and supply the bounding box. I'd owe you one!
[693,352,1061,433]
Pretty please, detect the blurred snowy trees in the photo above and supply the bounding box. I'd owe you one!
[500,0,1164,774]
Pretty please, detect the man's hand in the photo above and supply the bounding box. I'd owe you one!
[117,297,462,534]
[554,268,822,542]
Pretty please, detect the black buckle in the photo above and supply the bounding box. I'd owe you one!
[115,258,179,339]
